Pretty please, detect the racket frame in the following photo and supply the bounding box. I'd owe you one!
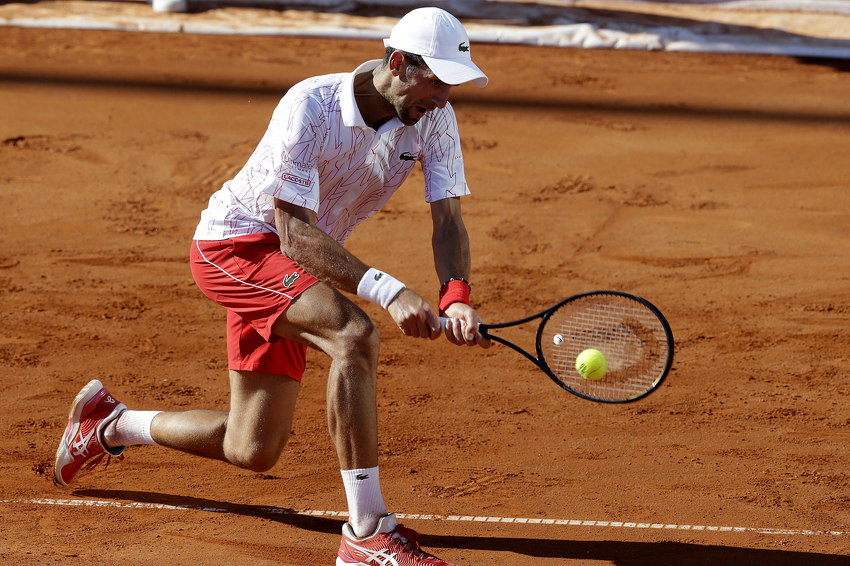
[479,290,674,403]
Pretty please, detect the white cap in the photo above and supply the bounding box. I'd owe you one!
[383,8,488,88]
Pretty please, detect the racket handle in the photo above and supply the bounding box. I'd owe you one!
[439,317,479,332]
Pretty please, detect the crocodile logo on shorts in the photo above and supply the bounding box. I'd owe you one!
[399,152,417,161]
[458,42,469,52]
[283,272,300,288]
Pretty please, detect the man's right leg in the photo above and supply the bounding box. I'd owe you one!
[275,285,460,565]
[270,282,389,538]
[273,282,381,472]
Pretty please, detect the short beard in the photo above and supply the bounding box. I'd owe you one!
[385,92,421,126]
[395,105,420,126]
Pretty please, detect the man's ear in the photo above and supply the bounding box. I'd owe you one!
[387,50,406,77]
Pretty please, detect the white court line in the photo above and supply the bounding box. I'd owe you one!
[1,498,845,536]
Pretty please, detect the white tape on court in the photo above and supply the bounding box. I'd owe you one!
[2,498,846,537]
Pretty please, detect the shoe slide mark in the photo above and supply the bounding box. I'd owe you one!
[454,109,497,151]
[59,249,184,267]
[745,180,850,191]
[607,254,758,279]
[484,220,553,258]
[555,113,647,132]
[650,164,755,179]
[461,136,499,151]
[551,73,617,92]
[562,183,672,258]
[0,277,23,293]
[455,109,490,127]
[511,176,674,211]
[485,218,526,241]
[173,139,255,202]
[515,174,595,203]
[425,468,521,498]
[3,498,846,537]
[2,134,110,166]
[472,262,570,313]
[0,345,42,368]
[800,302,850,315]
[689,200,730,211]
[102,197,166,236]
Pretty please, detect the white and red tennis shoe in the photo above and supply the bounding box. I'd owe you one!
[53,379,127,486]
[337,514,457,566]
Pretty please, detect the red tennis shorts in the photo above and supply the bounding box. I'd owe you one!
[190,233,320,381]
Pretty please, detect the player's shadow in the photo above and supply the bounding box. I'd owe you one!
[428,534,850,565]
[74,489,345,534]
[75,490,850,566]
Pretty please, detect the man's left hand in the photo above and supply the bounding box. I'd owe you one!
[442,303,491,348]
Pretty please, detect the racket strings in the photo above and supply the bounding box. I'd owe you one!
[540,294,671,402]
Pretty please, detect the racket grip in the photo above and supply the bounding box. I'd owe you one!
[439,317,479,332]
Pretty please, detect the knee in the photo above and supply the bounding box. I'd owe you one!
[332,313,380,367]
[223,434,289,472]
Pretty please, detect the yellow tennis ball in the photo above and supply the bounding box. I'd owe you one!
[576,349,607,380]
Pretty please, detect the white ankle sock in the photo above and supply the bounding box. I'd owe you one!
[110,410,162,447]
[341,466,388,538]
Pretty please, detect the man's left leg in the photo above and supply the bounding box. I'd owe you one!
[53,370,300,486]
[111,369,301,469]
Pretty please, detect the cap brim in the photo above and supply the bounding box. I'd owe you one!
[423,56,489,88]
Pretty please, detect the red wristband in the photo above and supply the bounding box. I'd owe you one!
[439,279,471,315]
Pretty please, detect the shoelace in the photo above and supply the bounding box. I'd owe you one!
[82,452,125,473]
[390,524,433,560]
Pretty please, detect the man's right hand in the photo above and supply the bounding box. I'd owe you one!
[387,288,441,339]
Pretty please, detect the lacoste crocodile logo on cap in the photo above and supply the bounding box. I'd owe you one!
[382,8,488,87]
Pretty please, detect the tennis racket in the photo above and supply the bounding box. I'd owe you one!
[441,290,674,403]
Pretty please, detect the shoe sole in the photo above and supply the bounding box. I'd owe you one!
[53,379,105,487]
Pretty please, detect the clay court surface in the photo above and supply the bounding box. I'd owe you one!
[1,21,849,565]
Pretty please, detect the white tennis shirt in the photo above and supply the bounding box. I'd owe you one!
[193,60,470,246]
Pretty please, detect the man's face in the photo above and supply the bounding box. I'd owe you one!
[386,61,454,126]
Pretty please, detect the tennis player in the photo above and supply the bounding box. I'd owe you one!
[54,7,490,565]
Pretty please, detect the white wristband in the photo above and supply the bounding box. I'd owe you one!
[357,268,406,309]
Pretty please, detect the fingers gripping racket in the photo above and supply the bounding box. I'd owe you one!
[443,291,674,403]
